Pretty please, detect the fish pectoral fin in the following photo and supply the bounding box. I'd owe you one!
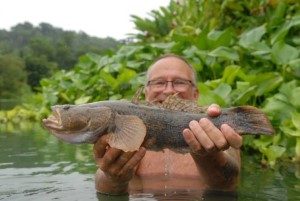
[107,113,146,152]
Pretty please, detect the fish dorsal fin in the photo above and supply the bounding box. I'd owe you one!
[107,113,146,152]
[131,86,144,105]
[161,94,207,113]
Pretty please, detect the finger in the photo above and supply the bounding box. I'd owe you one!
[100,148,123,171]
[207,104,221,117]
[183,129,202,153]
[109,151,135,175]
[221,124,243,149]
[93,135,109,159]
[119,147,146,176]
[189,120,214,152]
[199,118,228,150]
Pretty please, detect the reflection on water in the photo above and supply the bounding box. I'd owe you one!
[0,125,299,201]
[96,190,237,201]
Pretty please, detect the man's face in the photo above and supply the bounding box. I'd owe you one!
[145,57,199,103]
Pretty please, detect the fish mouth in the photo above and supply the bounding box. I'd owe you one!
[42,108,65,132]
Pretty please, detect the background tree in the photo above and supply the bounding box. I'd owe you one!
[0,54,29,109]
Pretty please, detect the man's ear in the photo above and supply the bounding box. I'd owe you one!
[193,88,199,100]
[144,86,149,101]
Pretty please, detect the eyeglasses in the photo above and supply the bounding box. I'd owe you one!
[147,79,194,92]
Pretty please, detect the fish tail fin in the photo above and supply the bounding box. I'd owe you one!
[221,106,275,135]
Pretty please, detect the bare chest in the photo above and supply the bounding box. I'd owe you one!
[136,149,201,178]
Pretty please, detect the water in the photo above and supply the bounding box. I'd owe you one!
[0,124,299,201]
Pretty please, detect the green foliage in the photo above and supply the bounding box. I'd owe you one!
[0,54,30,109]
[2,0,300,165]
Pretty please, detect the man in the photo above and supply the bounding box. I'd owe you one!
[93,54,242,195]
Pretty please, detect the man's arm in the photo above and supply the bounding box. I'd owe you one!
[183,104,242,190]
[93,135,146,194]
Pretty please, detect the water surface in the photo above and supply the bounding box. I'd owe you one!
[0,125,299,200]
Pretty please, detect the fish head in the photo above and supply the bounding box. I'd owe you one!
[42,105,112,143]
[44,105,90,132]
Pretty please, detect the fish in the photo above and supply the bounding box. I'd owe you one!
[42,95,275,152]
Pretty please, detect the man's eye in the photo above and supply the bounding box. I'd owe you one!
[153,81,166,85]
[174,80,187,85]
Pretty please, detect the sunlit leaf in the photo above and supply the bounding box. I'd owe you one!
[249,73,283,96]
[197,83,225,106]
[271,15,300,45]
[234,86,256,105]
[288,59,300,78]
[99,71,117,89]
[75,96,91,105]
[291,87,300,109]
[221,65,245,85]
[207,28,234,49]
[292,112,300,132]
[208,46,239,61]
[239,24,266,48]
[264,145,286,166]
[271,41,299,65]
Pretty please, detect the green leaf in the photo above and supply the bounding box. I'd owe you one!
[249,73,283,96]
[221,65,245,85]
[250,42,271,59]
[197,83,225,106]
[213,83,231,106]
[295,138,300,162]
[116,68,137,84]
[288,59,300,78]
[239,24,266,48]
[280,126,300,137]
[271,15,300,45]
[292,112,300,130]
[208,46,239,61]
[75,96,91,104]
[150,42,176,49]
[268,1,287,29]
[207,28,234,49]
[99,71,117,89]
[271,41,299,65]
[231,82,256,105]
[126,61,144,70]
[264,145,286,166]
[291,87,300,108]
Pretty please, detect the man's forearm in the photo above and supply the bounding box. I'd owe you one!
[95,169,129,195]
[192,148,240,190]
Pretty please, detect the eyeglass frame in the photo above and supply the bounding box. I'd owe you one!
[146,78,195,92]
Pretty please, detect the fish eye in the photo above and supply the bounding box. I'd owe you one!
[63,105,70,110]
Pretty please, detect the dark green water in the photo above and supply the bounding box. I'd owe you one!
[0,124,299,201]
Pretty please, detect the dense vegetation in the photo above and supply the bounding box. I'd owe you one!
[1,0,299,166]
[0,22,120,107]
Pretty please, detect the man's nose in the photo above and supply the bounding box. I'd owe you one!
[163,81,176,95]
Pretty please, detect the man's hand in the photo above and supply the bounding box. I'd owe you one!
[93,134,146,183]
[182,104,243,155]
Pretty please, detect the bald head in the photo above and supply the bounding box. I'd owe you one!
[145,54,199,102]
[146,54,197,85]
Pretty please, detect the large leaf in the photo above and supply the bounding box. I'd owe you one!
[207,28,234,49]
[232,83,257,105]
[239,24,266,48]
[208,46,239,61]
[271,41,299,65]
[271,15,300,45]
[221,65,246,85]
[197,83,226,106]
[248,73,283,96]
